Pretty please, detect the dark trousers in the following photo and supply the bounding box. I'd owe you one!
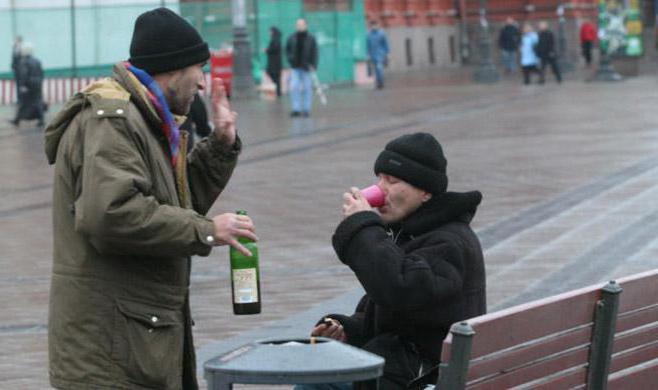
[540,57,562,83]
[522,65,541,85]
[267,70,282,97]
[582,41,593,65]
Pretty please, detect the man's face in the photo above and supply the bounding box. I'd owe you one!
[296,19,307,32]
[163,62,206,115]
[376,173,431,224]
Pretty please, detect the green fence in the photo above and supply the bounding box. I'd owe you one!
[0,0,366,84]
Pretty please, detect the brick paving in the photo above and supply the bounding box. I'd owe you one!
[2,66,658,388]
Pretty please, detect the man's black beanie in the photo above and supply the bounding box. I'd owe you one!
[129,7,210,75]
[374,132,448,194]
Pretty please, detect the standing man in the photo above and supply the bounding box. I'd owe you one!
[580,19,597,67]
[286,18,318,117]
[45,8,257,390]
[536,21,562,84]
[498,17,520,73]
[302,133,486,389]
[11,36,23,104]
[366,19,389,89]
[11,43,45,127]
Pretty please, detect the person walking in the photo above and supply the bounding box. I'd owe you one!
[498,17,520,73]
[286,18,318,117]
[536,21,562,84]
[366,19,389,89]
[520,23,541,85]
[44,8,257,389]
[580,19,597,67]
[11,42,45,127]
[265,26,283,97]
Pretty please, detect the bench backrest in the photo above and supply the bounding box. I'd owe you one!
[438,280,622,389]
[607,269,658,389]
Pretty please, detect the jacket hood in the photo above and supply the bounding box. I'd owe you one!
[44,63,186,164]
[397,190,483,236]
[44,76,130,164]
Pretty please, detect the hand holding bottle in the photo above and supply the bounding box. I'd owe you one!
[211,213,258,256]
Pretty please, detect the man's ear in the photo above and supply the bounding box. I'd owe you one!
[422,192,432,203]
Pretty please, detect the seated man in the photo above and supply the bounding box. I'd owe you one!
[303,133,486,389]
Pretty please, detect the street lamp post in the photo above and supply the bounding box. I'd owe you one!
[556,5,574,72]
[231,0,255,98]
[473,0,499,83]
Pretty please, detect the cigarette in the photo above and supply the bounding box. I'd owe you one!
[310,337,316,345]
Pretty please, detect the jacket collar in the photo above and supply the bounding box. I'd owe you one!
[112,63,187,131]
[390,191,483,238]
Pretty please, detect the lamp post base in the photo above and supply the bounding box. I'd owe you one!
[232,26,256,99]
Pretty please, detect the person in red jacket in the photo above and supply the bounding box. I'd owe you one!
[580,19,597,67]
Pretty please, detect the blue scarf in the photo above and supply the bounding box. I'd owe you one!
[124,61,180,167]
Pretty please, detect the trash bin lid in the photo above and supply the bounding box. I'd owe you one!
[204,337,385,384]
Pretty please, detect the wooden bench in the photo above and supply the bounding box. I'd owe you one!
[437,269,658,389]
[437,280,622,389]
[607,269,658,389]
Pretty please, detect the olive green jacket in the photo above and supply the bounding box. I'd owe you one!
[45,63,240,389]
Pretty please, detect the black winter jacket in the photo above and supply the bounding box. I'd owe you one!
[286,31,318,70]
[537,30,557,59]
[330,191,486,369]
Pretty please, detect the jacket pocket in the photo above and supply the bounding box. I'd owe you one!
[112,298,184,389]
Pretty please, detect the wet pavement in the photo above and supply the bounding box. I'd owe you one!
[2,65,658,388]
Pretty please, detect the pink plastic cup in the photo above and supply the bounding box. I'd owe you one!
[361,185,385,207]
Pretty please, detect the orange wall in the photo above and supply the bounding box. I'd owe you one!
[365,0,597,26]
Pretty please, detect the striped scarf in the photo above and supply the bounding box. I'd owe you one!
[124,61,180,167]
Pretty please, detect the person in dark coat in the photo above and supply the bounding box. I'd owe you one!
[265,26,283,97]
[286,18,318,117]
[11,42,45,127]
[299,133,486,390]
[180,92,212,150]
[498,17,520,73]
[536,21,562,84]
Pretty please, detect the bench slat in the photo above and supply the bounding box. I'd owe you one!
[615,303,658,333]
[608,357,658,390]
[609,340,658,373]
[466,348,589,389]
[616,269,658,312]
[612,321,658,357]
[467,326,592,381]
[465,286,601,358]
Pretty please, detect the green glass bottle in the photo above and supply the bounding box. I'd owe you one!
[229,210,261,315]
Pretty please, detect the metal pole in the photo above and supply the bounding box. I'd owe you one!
[473,0,500,83]
[231,0,255,99]
[556,4,574,72]
[70,0,77,78]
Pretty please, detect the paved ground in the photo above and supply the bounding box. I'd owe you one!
[2,64,658,389]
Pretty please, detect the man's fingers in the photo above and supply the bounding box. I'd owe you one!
[236,229,259,243]
[213,77,230,108]
[311,324,327,337]
[228,239,252,257]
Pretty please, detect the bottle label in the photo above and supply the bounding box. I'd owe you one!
[232,268,258,304]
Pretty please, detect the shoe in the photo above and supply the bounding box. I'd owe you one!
[302,111,310,118]
[290,111,300,117]
[9,119,18,126]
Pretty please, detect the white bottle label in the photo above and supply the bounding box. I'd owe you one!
[232,268,258,304]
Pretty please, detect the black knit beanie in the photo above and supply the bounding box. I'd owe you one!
[129,8,210,75]
[374,133,448,194]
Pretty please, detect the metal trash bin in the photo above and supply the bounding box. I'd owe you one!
[204,337,385,389]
